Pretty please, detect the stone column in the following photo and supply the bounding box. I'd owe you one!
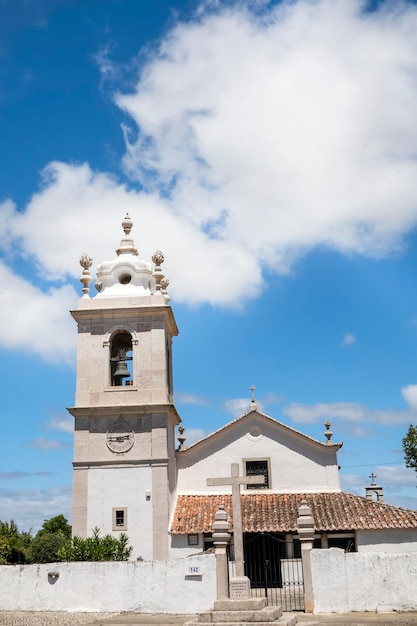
[297,499,315,614]
[212,505,231,601]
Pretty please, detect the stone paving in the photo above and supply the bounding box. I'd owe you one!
[1,613,417,626]
[0,614,191,626]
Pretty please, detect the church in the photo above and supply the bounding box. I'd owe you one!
[69,215,417,578]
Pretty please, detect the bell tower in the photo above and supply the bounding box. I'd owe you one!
[69,214,180,560]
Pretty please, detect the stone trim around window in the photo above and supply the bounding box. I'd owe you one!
[243,457,271,489]
[112,506,128,531]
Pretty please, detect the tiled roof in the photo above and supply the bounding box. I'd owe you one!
[170,492,417,534]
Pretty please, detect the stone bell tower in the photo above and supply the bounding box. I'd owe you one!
[69,214,180,560]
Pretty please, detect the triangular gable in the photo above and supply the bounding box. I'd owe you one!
[177,408,342,458]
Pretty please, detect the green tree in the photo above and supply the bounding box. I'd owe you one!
[28,532,67,564]
[37,515,72,539]
[403,424,417,473]
[57,527,132,561]
[27,515,72,563]
[0,521,32,564]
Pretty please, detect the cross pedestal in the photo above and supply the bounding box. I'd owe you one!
[207,462,265,599]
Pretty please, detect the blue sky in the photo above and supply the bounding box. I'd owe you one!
[1,0,417,532]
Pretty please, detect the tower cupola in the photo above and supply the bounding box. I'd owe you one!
[94,213,155,298]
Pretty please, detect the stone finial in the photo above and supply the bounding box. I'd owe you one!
[177,424,186,450]
[160,276,170,302]
[212,505,231,543]
[297,499,315,542]
[122,213,133,235]
[79,253,93,297]
[152,250,164,266]
[152,250,165,292]
[249,384,258,411]
[116,213,138,256]
[324,420,333,444]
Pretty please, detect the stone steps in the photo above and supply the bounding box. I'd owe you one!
[184,597,299,626]
[197,606,283,623]
[185,620,297,626]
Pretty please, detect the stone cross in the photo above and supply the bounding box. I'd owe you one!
[207,462,264,578]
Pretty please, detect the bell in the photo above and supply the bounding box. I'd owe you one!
[114,360,130,379]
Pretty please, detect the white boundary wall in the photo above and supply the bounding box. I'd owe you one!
[311,548,417,614]
[0,555,216,614]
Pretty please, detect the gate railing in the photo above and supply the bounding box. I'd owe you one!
[243,534,305,612]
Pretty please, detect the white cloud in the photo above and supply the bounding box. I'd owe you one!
[401,384,417,412]
[27,438,70,451]
[1,161,261,308]
[262,392,284,406]
[0,260,77,364]
[179,427,208,446]
[283,384,417,427]
[3,0,417,360]
[45,415,73,434]
[342,333,357,347]
[176,392,208,405]
[0,485,72,532]
[340,465,416,509]
[116,0,417,266]
[224,397,258,416]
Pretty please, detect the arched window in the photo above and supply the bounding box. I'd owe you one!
[110,331,133,386]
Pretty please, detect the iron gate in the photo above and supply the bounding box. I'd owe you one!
[243,532,304,611]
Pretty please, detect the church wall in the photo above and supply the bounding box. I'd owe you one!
[176,419,340,493]
[0,556,216,613]
[356,528,417,553]
[87,466,153,561]
[310,547,417,613]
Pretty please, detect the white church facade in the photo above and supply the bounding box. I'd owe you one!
[69,215,417,568]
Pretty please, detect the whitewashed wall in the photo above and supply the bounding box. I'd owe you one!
[357,528,417,553]
[88,466,153,561]
[176,412,341,495]
[311,548,417,613]
[0,555,216,614]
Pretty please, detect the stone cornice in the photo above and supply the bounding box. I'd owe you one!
[70,304,179,337]
[67,403,181,425]
[73,458,170,468]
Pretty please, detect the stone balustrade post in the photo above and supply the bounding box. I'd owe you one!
[212,505,231,600]
[297,499,315,614]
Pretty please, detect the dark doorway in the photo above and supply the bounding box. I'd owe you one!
[243,532,304,611]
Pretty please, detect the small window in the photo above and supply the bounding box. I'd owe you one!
[112,507,128,531]
[188,534,199,546]
[245,459,270,489]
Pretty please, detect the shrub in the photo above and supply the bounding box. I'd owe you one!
[57,527,133,561]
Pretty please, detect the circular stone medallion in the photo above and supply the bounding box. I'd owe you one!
[106,422,134,453]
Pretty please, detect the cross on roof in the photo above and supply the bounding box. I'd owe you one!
[207,462,264,577]
[369,473,377,485]
[249,384,256,402]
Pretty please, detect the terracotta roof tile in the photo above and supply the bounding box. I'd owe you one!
[170,492,417,534]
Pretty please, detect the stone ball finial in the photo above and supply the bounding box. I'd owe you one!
[324,420,333,444]
[79,253,93,270]
[152,250,164,266]
[177,424,186,450]
[79,253,93,297]
[122,213,133,236]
